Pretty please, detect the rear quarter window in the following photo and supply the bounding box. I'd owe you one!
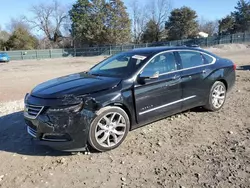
[202,54,215,64]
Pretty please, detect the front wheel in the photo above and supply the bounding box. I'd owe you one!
[204,81,227,111]
[88,106,130,152]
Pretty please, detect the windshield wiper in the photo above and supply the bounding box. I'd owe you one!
[89,73,103,77]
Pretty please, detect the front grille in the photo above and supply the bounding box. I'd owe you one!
[24,104,44,119]
[27,126,37,138]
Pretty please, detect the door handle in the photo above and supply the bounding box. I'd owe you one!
[168,76,181,87]
[172,75,181,80]
[202,70,207,74]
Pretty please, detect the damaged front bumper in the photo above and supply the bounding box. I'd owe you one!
[24,96,96,152]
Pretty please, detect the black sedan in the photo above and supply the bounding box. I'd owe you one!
[24,46,236,152]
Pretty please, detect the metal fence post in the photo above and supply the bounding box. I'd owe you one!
[109,46,112,55]
[206,38,208,47]
[74,48,76,57]
[243,32,246,42]
[21,51,23,60]
[231,34,234,43]
[49,49,52,58]
[36,50,38,59]
[98,47,100,56]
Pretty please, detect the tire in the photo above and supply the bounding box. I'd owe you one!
[88,106,130,152]
[204,81,227,111]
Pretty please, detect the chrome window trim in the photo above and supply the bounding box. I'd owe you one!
[132,49,216,81]
[139,95,196,115]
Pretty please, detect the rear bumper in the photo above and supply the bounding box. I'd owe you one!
[24,108,95,152]
[226,69,236,92]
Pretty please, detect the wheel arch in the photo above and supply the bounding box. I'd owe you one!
[104,102,132,130]
[216,79,228,90]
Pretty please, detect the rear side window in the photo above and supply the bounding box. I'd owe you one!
[202,53,215,64]
[178,51,205,69]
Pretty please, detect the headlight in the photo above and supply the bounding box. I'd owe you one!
[48,102,84,113]
[24,93,29,104]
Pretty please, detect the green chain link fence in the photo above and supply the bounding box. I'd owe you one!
[3,32,250,61]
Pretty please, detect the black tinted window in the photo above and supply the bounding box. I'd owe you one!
[202,54,214,64]
[178,51,205,69]
[144,52,177,74]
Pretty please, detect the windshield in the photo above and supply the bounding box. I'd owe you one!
[88,52,151,78]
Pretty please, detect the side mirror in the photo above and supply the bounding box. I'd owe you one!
[140,70,159,79]
[138,71,159,84]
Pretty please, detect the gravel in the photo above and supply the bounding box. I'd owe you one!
[0,100,24,117]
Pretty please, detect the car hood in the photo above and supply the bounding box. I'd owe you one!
[31,72,121,99]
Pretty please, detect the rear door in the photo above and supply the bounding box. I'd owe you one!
[176,50,214,110]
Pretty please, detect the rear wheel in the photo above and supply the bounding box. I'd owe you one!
[204,81,227,111]
[88,106,130,152]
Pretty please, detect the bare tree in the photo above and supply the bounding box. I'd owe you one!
[25,0,67,44]
[0,26,10,50]
[199,17,219,36]
[130,0,172,43]
[7,18,30,32]
[0,26,9,40]
[130,0,148,43]
[147,0,172,41]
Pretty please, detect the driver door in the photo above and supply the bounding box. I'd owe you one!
[134,51,182,123]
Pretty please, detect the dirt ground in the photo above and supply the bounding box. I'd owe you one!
[0,44,249,188]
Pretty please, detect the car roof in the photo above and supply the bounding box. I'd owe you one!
[131,46,212,55]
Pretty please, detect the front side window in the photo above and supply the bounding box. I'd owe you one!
[143,52,178,74]
[178,51,205,69]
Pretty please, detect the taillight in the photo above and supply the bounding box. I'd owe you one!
[233,64,237,70]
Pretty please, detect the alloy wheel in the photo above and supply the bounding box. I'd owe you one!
[95,112,127,148]
[212,84,226,109]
